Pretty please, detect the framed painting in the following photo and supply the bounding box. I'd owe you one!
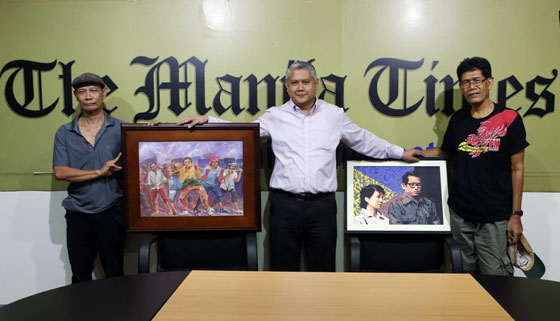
[121,123,261,232]
[345,159,450,233]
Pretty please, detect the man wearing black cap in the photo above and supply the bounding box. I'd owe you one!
[53,72,126,283]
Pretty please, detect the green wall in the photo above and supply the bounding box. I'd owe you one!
[1,0,559,191]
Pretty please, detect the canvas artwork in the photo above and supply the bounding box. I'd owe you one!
[122,123,260,232]
[138,141,244,218]
[346,159,450,232]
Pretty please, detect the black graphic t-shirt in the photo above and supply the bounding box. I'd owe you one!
[441,104,529,223]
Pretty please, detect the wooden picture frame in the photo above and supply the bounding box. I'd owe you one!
[345,159,450,233]
[121,123,261,232]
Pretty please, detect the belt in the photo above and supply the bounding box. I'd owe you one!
[272,189,334,201]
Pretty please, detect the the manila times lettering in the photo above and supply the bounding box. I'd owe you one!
[1,56,556,122]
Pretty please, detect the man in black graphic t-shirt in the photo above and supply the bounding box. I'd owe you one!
[422,57,529,275]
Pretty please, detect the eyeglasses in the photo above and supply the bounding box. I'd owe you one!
[407,183,422,188]
[459,77,487,89]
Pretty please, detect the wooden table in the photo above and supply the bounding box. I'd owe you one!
[154,271,512,320]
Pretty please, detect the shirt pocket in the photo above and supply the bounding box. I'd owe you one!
[66,138,93,169]
[314,126,341,150]
[311,128,340,170]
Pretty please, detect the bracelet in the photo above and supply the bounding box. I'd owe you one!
[512,210,523,216]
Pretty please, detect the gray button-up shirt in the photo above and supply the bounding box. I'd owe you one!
[387,194,440,224]
[53,112,125,214]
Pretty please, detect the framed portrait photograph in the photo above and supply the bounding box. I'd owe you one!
[121,123,261,232]
[345,159,450,233]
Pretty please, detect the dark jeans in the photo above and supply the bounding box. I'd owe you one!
[269,190,337,272]
[65,203,126,283]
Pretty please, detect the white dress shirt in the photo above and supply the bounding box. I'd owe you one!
[210,99,404,193]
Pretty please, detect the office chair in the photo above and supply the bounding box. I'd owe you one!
[349,233,463,273]
[138,231,258,273]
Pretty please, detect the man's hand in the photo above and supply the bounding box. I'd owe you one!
[53,153,123,183]
[401,149,421,162]
[177,116,209,128]
[147,120,161,126]
[98,153,123,177]
[507,214,523,244]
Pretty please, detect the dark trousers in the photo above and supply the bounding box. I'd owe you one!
[269,190,337,272]
[65,204,126,284]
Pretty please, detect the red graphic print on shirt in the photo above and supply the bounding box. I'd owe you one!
[458,110,517,158]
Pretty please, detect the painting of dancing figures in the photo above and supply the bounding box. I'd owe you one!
[138,140,244,217]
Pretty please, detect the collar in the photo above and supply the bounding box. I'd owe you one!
[401,193,425,205]
[360,207,386,219]
[66,110,115,133]
[360,208,373,218]
[289,98,319,115]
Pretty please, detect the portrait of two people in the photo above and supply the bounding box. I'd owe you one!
[354,168,443,226]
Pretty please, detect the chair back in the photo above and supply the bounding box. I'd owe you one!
[350,233,462,273]
[158,232,252,271]
[138,231,258,273]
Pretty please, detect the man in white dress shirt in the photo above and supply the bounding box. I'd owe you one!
[176,61,420,271]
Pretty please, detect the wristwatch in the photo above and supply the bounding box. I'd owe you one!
[512,210,524,216]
